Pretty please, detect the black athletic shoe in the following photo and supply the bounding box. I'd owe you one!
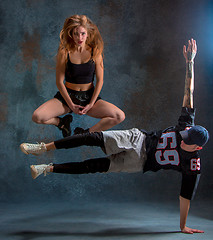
[57,114,73,137]
[73,127,89,135]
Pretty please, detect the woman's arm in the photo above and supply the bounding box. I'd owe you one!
[80,54,104,114]
[90,54,104,104]
[56,49,81,113]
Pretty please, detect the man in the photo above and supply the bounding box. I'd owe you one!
[20,39,209,234]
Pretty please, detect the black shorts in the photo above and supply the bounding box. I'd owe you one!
[54,87,101,109]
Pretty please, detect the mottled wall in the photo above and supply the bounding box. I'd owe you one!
[0,0,212,203]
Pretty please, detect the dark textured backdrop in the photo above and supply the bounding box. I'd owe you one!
[0,0,212,204]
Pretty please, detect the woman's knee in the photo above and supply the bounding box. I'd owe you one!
[113,110,125,124]
[32,110,46,124]
[119,110,125,122]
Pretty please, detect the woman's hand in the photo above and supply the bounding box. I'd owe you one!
[70,104,84,115]
[79,103,94,115]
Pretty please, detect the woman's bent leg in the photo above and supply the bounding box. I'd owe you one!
[86,100,125,132]
[32,98,70,126]
[32,98,73,137]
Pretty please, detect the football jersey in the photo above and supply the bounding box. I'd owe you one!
[143,107,201,200]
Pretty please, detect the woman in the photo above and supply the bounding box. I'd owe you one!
[32,15,125,137]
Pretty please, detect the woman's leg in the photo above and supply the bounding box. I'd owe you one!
[87,100,125,132]
[32,98,70,126]
[32,98,73,137]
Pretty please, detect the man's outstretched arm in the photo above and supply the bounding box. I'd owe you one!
[182,38,197,108]
[179,196,204,234]
[179,39,204,234]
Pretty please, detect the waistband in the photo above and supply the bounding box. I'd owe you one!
[65,84,94,94]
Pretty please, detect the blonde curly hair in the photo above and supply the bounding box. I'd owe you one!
[59,15,104,61]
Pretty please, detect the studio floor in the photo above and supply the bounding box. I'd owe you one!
[0,200,212,240]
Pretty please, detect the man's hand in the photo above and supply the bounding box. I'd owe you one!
[182,39,197,108]
[181,226,204,234]
[183,38,197,63]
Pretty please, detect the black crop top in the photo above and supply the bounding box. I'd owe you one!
[65,54,95,84]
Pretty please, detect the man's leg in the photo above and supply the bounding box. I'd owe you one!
[20,132,105,155]
[30,157,110,179]
[53,157,110,174]
[54,132,104,149]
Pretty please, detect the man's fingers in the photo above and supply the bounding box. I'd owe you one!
[183,45,186,54]
[182,226,204,234]
[192,229,204,233]
[193,40,197,52]
[184,229,204,234]
[183,230,193,234]
[183,45,188,57]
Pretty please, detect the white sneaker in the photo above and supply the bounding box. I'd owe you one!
[30,164,52,179]
[20,142,47,155]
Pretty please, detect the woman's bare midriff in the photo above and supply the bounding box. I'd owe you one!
[65,82,94,91]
